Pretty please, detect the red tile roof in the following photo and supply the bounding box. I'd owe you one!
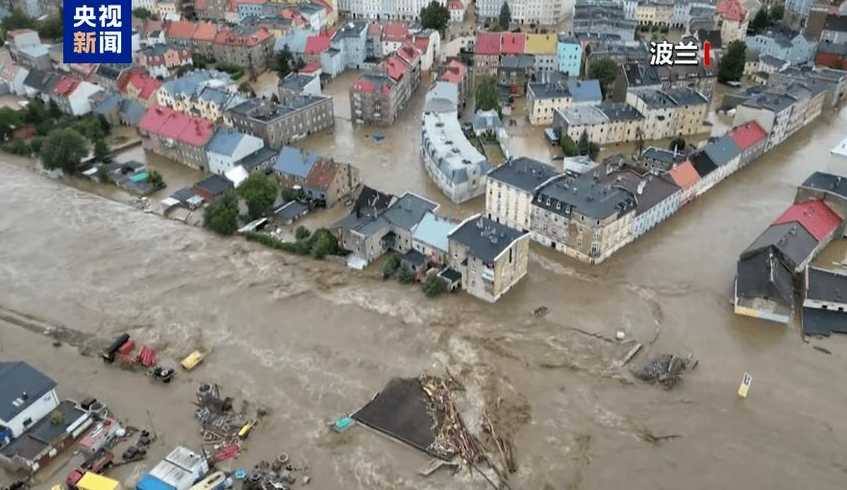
[138,106,214,147]
[383,22,409,42]
[214,27,273,47]
[397,42,420,66]
[352,78,374,93]
[384,55,407,81]
[668,160,700,190]
[301,62,321,73]
[368,22,382,35]
[414,36,429,52]
[439,59,466,84]
[717,0,746,22]
[500,32,525,54]
[193,21,219,42]
[166,20,198,39]
[475,32,501,55]
[773,200,841,241]
[305,159,339,190]
[305,32,332,54]
[728,120,767,150]
[448,0,463,9]
[53,76,81,97]
[118,68,162,100]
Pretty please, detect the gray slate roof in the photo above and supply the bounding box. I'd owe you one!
[487,157,560,193]
[702,135,741,166]
[449,216,526,263]
[736,248,794,305]
[742,222,818,270]
[273,146,321,178]
[0,361,56,421]
[207,128,247,157]
[801,172,847,199]
[382,193,438,232]
[806,267,847,303]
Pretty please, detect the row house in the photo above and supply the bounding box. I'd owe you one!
[816,42,847,70]
[331,20,368,70]
[573,0,638,41]
[50,76,102,116]
[304,31,333,66]
[625,87,708,140]
[138,105,216,170]
[413,31,440,72]
[226,95,334,149]
[525,33,558,73]
[486,157,561,232]
[212,26,275,77]
[164,20,220,57]
[689,135,742,196]
[634,0,675,27]
[716,0,748,44]
[137,44,193,78]
[821,15,847,45]
[473,31,502,77]
[625,171,682,239]
[117,68,163,106]
[553,102,645,145]
[527,75,602,125]
[205,127,266,175]
[475,0,568,26]
[557,36,582,77]
[156,69,238,120]
[726,120,768,169]
[381,22,410,55]
[733,91,797,150]
[746,29,817,65]
[350,44,420,125]
[667,159,701,206]
[529,169,637,264]
[447,215,530,303]
[301,158,361,207]
[411,211,457,266]
[438,59,468,104]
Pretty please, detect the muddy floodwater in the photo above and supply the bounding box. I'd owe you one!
[2,90,847,489]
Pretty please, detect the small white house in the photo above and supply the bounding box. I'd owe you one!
[0,361,59,440]
[206,128,266,176]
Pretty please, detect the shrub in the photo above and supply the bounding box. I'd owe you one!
[397,267,415,284]
[295,226,311,240]
[381,254,400,278]
[422,274,447,297]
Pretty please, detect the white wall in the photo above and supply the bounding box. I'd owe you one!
[1,389,60,438]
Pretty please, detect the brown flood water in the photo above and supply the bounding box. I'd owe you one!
[2,80,847,489]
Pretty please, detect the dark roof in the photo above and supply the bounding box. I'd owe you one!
[801,172,847,200]
[274,200,309,220]
[23,69,58,92]
[170,187,196,203]
[599,102,644,121]
[623,62,660,87]
[664,87,708,106]
[696,29,722,49]
[702,135,741,166]
[382,193,438,232]
[400,249,427,267]
[280,72,317,92]
[634,174,681,216]
[535,169,637,219]
[439,267,462,282]
[641,147,685,164]
[27,400,85,444]
[690,151,717,177]
[449,216,526,263]
[736,249,794,306]
[742,222,818,270]
[806,267,847,303]
[238,146,278,172]
[802,307,847,336]
[823,14,847,33]
[0,361,57,421]
[193,174,233,196]
[353,186,394,217]
[352,378,437,456]
[487,157,560,193]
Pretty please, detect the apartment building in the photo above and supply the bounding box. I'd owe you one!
[485,157,560,232]
[625,87,708,140]
[226,96,334,150]
[138,106,216,170]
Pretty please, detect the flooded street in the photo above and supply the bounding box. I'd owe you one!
[2,85,847,488]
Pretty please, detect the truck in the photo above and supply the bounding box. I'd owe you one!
[75,473,122,490]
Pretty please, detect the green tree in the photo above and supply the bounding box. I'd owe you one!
[560,133,579,157]
[3,139,30,156]
[588,142,600,160]
[397,267,415,284]
[0,107,23,141]
[499,2,511,31]
[238,172,279,220]
[37,14,63,39]
[588,57,619,99]
[475,76,500,113]
[769,5,783,22]
[204,190,240,235]
[749,7,769,35]
[149,170,165,190]
[274,46,293,79]
[420,1,450,32]
[295,226,311,240]
[93,138,111,162]
[73,116,106,141]
[1,9,35,32]
[669,136,686,153]
[422,275,447,297]
[29,137,43,155]
[578,131,590,155]
[309,229,338,259]
[48,100,62,119]
[25,99,48,124]
[382,254,400,278]
[40,128,89,174]
[133,7,154,18]
[718,40,746,83]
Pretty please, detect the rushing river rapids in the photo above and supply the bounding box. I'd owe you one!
[2,99,847,488]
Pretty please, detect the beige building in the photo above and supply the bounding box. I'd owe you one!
[448,215,530,303]
[625,87,708,140]
[635,0,674,26]
[553,102,645,145]
[485,158,561,232]
[526,77,602,126]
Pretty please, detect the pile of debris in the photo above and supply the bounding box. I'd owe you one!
[242,455,310,490]
[194,384,262,462]
[633,354,696,389]
[101,333,175,383]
